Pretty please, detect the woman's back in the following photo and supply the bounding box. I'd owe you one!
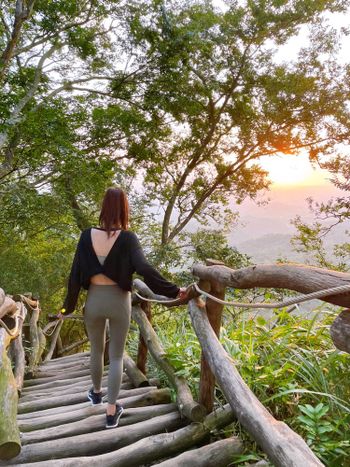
[90,228,121,285]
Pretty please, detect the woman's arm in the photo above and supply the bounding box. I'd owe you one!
[61,235,83,315]
[129,233,180,298]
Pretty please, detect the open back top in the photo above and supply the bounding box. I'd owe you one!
[62,228,179,314]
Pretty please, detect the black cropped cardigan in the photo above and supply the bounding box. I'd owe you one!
[62,228,180,314]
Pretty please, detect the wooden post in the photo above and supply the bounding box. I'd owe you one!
[330,309,350,353]
[137,301,151,374]
[132,305,206,422]
[27,300,41,375]
[8,302,27,393]
[37,326,46,363]
[44,320,63,362]
[0,328,21,460]
[0,290,22,460]
[199,259,225,413]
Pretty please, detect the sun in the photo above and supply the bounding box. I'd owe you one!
[258,153,329,187]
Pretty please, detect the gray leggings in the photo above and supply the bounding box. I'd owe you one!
[84,284,131,404]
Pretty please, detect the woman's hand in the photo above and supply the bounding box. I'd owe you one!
[56,308,66,320]
[177,287,188,300]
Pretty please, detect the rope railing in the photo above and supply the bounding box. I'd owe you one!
[134,282,350,309]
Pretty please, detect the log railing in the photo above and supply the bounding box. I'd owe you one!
[1,261,349,463]
[131,262,350,467]
[0,291,27,460]
[0,291,50,460]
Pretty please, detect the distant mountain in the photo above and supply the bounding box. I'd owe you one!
[227,184,349,262]
[234,233,307,263]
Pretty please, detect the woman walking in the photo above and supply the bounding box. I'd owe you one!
[59,187,185,428]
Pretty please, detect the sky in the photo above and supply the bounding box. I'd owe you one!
[258,153,331,187]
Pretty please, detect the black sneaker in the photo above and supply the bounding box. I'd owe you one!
[106,404,124,429]
[87,388,103,405]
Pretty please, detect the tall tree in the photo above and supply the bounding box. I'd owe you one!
[115,0,350,245]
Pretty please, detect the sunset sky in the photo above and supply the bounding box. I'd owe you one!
[258,153,330,187]
[216,3,350,191]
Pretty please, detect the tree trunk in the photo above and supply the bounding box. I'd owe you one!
[188,298,323,467]
[132,305,206,422]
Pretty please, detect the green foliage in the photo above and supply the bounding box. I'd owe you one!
[144,302,350,465]
[297,403,350,465]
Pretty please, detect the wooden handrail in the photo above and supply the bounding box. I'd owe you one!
[131,258,350,466]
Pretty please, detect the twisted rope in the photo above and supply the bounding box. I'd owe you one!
[135,282,350,309]
[0,314,24,337]
[43,319,61,337]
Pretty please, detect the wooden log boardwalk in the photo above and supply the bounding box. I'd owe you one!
[3,351,242,466]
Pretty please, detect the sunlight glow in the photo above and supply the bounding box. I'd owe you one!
[258,153,330,187]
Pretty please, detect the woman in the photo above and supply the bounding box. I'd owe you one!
[59,187,186,429]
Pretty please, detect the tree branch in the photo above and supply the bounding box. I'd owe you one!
[0,0,36,82]
[0,42,60,166]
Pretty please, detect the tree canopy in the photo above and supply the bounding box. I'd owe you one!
[1,0,350,308]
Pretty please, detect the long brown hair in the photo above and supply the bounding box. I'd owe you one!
[99,187,129,236]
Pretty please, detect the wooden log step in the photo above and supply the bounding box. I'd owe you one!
[23,367,109,387]
[41,351,90,365]
[15,403,237,467]
[24,365,102,387]
[40,354,90,369]
[154,437,243,466]
[23,367,93,384]
[21,376,158,402]
[18,388,170,429]
[19,379,134,403]
[18,386,158,417]
[22,403,177,444]
[5,412,183,464]
[21,368,122,393]
[38,355,90,368]
[36,362,90,378]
